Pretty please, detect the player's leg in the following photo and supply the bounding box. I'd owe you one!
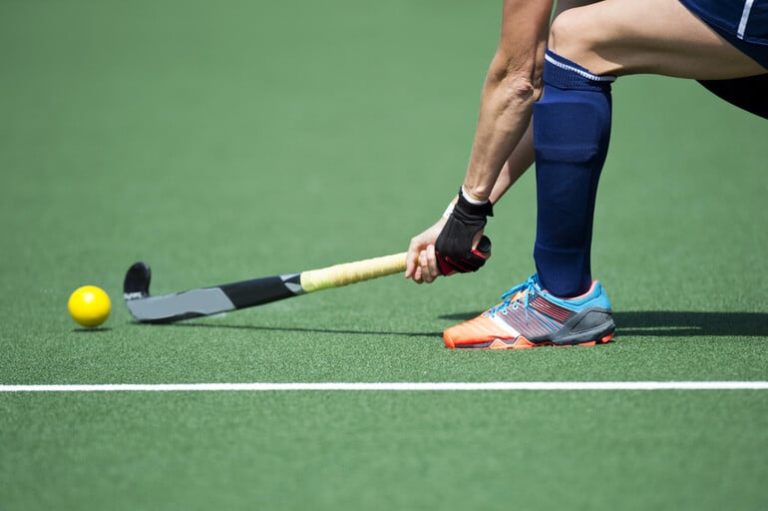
[533,0,767,297]
[532,48,614,297]
[548,0,767,78]
[550,0,768,116]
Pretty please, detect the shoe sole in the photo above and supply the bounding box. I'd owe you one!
[447,332,615,350]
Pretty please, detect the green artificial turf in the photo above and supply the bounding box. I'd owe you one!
[1,0,767,510]
[2,392,767,511]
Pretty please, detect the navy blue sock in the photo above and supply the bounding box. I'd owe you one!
[533,50,615,297]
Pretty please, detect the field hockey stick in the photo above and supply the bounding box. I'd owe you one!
[123,252,408,324]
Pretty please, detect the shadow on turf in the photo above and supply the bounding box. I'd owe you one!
[438,311,768,337]
[167,322,442,338]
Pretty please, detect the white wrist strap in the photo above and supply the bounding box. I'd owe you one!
[461,186,488,205]
[443,188,489,219]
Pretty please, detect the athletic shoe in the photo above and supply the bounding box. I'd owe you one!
[443,274,615,349]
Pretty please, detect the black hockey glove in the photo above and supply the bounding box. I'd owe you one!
[435,189,493,275]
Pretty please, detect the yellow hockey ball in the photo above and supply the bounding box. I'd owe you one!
[67,285,111,328]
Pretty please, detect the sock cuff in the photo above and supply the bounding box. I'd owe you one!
[543,50,616,92]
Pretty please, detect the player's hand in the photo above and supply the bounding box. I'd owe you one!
[406,218,447,284]
[405,213,492,284]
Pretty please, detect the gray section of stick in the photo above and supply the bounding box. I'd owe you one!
[125,288,236,321]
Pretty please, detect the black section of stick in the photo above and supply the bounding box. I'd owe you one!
[124,262,151,298]
[220,273,301,309]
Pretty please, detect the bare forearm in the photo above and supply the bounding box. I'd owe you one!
[461,0,551,203]
[489,121,534,204]
[445,121,534,207]
[463,70,536,201]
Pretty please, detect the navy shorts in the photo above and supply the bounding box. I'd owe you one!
[698,74,768,119]
[679,0,768,69]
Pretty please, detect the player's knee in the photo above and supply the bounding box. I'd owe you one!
[548,9,617,74]
[549,10,591,62]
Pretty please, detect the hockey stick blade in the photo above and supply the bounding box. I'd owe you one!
[123,262,304,324]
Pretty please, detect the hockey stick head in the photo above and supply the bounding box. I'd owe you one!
[124,262,151,301]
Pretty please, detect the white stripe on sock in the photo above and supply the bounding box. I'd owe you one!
[545,54,616,83]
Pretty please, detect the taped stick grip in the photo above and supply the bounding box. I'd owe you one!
[300,253,407,293]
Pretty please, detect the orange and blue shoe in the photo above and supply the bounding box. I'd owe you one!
[443,275,615,350]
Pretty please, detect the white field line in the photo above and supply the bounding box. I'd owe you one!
[1,381,767,392]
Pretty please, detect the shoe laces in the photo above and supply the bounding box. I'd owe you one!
[486,274,539,317]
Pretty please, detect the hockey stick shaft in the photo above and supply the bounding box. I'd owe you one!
[300,252,407,292]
